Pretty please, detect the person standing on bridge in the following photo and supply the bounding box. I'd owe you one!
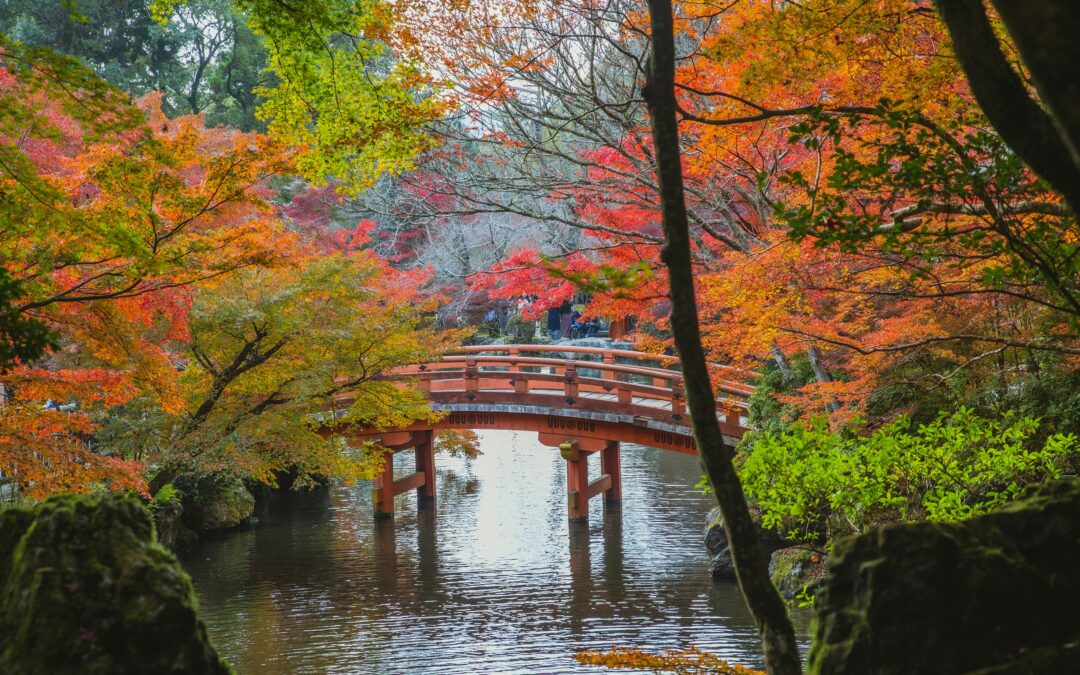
[558,300,573,340]
[547,305,563,341]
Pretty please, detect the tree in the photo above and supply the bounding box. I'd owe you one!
[0,270,55,371]
[935,0,1080,215]
[134,253,461,486]
[0,45,290,495]
[1,0,271,129]
[641,1,801,672]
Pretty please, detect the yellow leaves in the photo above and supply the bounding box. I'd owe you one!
[173,251,457,484]
[575,646,764,675]
[434,429,482,458]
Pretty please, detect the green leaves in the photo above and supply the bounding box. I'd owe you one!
[738,408,1079,541]
[173,253,452,485]
[0,269,57,371]
[240,0,442,195]
[778,102,1080,316]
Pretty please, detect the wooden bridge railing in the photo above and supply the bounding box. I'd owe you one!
[367,345,754,428]
[445,344,755,397]
[329,344,755,523]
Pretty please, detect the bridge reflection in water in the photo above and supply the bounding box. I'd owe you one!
[177,435,810,674]
[325,345,754,523]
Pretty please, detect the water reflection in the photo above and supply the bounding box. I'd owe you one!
[179,430,809,674]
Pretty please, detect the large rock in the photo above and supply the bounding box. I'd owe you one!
[180,477,254,534]
[0,493,232,674]
[705,506,789,580]
[808,480,1080,675]
[153,499,196,550]
[769,547,826,601]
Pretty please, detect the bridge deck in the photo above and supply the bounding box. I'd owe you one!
[325,345,756,521]
[328,344,753,453]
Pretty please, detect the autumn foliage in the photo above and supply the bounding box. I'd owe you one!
[0,36,452,498]
[576,646,764,675]
[380,0,1077,432]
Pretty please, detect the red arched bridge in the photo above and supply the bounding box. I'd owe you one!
[323,345,754,522]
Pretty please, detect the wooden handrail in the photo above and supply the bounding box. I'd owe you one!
[380,365,749,413]
[397,354,754,399]
[448,344,757,379]
[332,346,753,430]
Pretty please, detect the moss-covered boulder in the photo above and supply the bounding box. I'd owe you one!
[769,547,825,601]
[808,480,1080,674]
[153,498,196,550]
[0,493,232,674]
[180,477,254,534]
[705,506,789,580]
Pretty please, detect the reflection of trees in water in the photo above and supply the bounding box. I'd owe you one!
[437,467,480,505]
[180,434,802,672]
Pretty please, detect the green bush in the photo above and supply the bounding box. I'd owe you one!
[739,408,1079,542]
[148,483,181,513]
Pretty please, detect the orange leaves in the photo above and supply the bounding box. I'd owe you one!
[0,367,149,499]
[575,646,764,674]
[0,66,302,499]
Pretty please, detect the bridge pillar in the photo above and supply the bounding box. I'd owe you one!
[414,429,436,507]
[600,441,622,506]
[561,440,621,522]
[372,430,436,520]
[372,449,396,520]
[563,441,592,522]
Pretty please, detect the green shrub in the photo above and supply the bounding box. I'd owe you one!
[148,483,181,512]
[738,408,1079,542]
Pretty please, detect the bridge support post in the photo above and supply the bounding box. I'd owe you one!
[414,429,436,507]
[561,440,621,523]
[372,430,436,520]
[563,441,592,522]
[372,449,396,520]
[600,441,621,507]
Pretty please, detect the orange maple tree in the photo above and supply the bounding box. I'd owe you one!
[0,47,293,497]
[390,0,1077,427]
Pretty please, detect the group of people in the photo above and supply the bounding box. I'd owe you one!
[546,301,598,341]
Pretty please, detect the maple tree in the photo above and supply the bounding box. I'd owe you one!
[0,40,290,496]
[362,3,1080,670]
[381,0,1078,430]
[0,0,1076,673]
[148,252,460,486]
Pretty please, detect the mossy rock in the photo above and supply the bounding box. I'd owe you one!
[768,547,825,600]
[0,493,232,674]
[153,499,196,550]
[180,477,254,534]
[705,506,791,581]
[808,479,1080,675]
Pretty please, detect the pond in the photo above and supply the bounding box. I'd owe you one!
[179,430,810,674]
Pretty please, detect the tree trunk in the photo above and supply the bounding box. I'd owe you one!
[806,345,840,413]
[934,0,1080,214]
[770,342,796,382]
[641,2,802,673]
[990,0,1080,178]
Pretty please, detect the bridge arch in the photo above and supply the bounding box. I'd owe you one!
[324,345,754,522]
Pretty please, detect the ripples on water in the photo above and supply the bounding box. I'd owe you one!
[179,430,810,674]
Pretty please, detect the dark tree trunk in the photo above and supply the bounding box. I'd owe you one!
[641,1,801,673]
[989,1,1080,176]
[806,346,840,413]
[934,0,1080,214]
[770,341,796,382]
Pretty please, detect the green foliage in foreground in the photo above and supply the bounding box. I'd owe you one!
[738,408,1079,542]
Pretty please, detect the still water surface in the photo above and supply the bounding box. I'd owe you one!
[179,430,809,674]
